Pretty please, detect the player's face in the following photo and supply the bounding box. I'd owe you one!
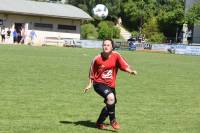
[103,40,113,53]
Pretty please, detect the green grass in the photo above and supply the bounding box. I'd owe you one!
[0,45,200,133]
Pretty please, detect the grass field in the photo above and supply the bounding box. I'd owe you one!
[0,45,200,133]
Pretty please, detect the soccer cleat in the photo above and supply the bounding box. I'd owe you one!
[110,119,120,130]
[96,122,108,129]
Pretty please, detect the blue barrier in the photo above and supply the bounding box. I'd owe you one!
[170,45,200,56]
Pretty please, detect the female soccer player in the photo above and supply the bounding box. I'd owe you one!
[83,39,137,130]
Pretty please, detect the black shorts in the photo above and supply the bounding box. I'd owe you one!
[1,35,5,40]
[93,83,117,104]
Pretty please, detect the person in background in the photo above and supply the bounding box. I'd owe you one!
[6,28,11,43]
[13,30,18,44]
[1,27,6,43]
[186,29,192,45]
[29,30,37,45]
[20,27,26,44]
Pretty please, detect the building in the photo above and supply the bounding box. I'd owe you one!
[0,0,92,45]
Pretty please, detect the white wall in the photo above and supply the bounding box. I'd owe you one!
[0,13,81,45]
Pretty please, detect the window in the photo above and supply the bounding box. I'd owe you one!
[0,19,3,25]
[58,24,76,31]
[34,23,53,29]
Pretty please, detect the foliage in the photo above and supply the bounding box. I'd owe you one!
[157,0,184,25]
[131,31,140,38]
[142,17,166,43]
[104,0,121,22]
[32,0,200,41]
[112,26,121,39]
[156,0,184,37]
[80,23,98,39]
[122,0,184,38]
[68,0,121,22]
[80,21,120,39]
[147,32,166,43]
[122,0,157,31]
[81,21,120,39]
[186,1,200,25]
[97,21,120,39]
[32,0,61,2]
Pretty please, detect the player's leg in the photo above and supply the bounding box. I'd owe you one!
[95,106,109,129]
[106,90,120,129]
[93,83,111,129]
[93,83,120,129]
[106,93,115,121]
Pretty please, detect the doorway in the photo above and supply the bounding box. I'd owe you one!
[14,23,24,43]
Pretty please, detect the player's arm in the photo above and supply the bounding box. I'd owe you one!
[125,65,137,75]
[83,78,93,93]
[83,58,95,93]
[117,52,137,75]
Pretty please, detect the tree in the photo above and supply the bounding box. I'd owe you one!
[142,17,166,43]
[81,23,98,39]
[122,0,157,31]
[186,1,200,25]
[68,0,121,22]
[32,0,61,2]
[156,0,184,38]
[122,0,184,39]
[32,0,186,41]
[98,21,120,39]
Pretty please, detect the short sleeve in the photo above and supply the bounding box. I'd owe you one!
[116,53,129,71]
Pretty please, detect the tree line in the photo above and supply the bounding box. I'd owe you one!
[33,0,200,42]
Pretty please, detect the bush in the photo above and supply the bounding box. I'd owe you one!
[186,1,200,24]
[81,23,98,39]
[112,26,120,39]
[142,17,166,43]
[148,33,166,43]
[131,31,139,38]
[98,21,120,39]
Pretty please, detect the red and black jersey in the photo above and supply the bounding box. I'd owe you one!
[89,51,129,88]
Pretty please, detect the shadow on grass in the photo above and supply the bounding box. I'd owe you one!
[60,120,117,132]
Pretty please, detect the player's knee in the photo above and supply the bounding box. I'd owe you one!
[106,93,115,105]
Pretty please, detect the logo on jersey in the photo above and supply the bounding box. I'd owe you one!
[102,69,113,79]
[99,65,105,69]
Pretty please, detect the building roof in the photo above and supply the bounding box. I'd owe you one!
[0,0,92,20]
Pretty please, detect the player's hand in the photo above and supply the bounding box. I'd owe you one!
[83,84,91,93]
[130,70,137,75]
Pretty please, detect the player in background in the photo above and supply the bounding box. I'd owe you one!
[83,39,137,130]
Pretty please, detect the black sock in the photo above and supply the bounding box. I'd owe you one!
[106,104,115,121]
[97,106,109,124]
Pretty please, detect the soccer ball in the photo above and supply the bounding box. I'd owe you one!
[92,4,108,20]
